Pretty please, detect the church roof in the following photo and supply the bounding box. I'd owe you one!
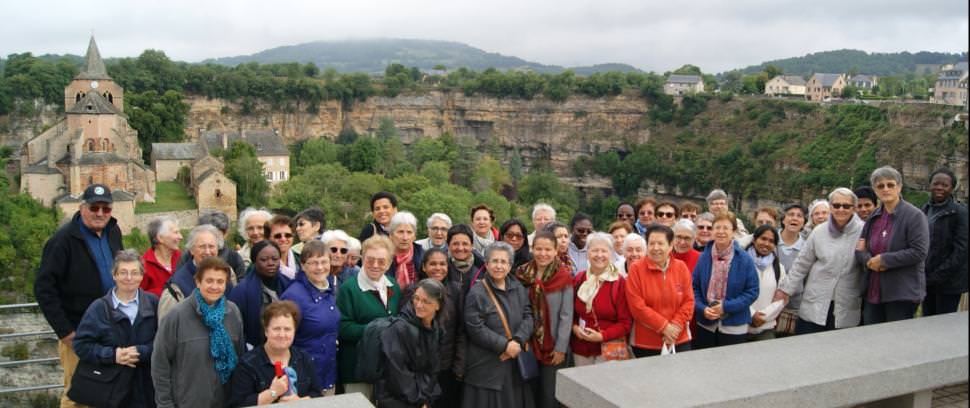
[77,152,127,165]
[23,159,61,174]
[202,130,289,157]
[152,142,203,160]
[74,37,112,81]
[54,189,134,204]
[67,91,123,115]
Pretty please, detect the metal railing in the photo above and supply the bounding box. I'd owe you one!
[0,302,62,394]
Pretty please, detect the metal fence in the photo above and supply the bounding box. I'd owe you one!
[0,302,62,394]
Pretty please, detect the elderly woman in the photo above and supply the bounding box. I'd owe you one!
[571,232,631,365]
[626,225,694,356]
[268,215,299,280]
[388,211,425,289]
[515,230,573,408]
[692,212,760,349]
[634,197,657,235]
[654,201,680,228]
[471,204,499,256]
[159,224,226,319]
[693,212,715,252]
[806,199,831,238]
[377,278,447,408]
[346,236,362,268]
[707,189,748,236]
[680,201,701,222]
[292,207,326,255]
[615,233,647,277]
[321,229,360,287]
[745,225,785,341]
[230,301,322,405]
[463,242,535,408]
[615,202,636,225]
[922,167,969,316]
[238,208,273,268]
[773,188,864,334]
[775,203,807,335]
[528,203,556,249]
[857,166,930,324]
[447,224,485,294]
[152,257,245,408]
[359,191,399,242]
[501,218,532,271]
[416,213,453,253]
[229,240,294,348]
[142,216,182,296]
[671,219,701,272]
[281,241,339,395]
[753,207,779,228]
[337,235,402,400]
[177,211,247,280]
[608,221,634,264]
[71,250,158,408]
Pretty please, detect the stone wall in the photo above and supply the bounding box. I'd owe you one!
[155,159,190,182]
[133,209,199,233]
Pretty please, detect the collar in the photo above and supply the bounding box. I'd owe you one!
[111,287,140,309]
[357,272,392,293]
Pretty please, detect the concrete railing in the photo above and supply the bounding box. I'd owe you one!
[557,312,969,408]
[244,392,373,407]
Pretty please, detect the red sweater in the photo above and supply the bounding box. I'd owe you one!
[141,247,180,296]
[570,272,633,358]
[625,257,694,350]
[672,249,700,273]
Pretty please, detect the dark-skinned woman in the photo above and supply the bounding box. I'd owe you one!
[921,167,967,316]
[228,240,294,348]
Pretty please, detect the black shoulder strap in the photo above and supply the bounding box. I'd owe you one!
[164,281,181,301]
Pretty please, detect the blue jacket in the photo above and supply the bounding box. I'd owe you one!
[692,241,760,327]
[280,271,340,390]
[73,289,159,408]
[227,270,293,347]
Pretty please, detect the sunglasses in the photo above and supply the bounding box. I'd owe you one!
[697,225,713,231]
[87,204,112,214]
[273,232,294,240]
[831,203,854,210]
[656,211,676,218]
[329,247,349,254]
[504,232,524,240]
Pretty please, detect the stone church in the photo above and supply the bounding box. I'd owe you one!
[20,37,155,229]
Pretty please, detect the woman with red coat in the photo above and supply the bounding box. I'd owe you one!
[571,232,632,366]
[141,216,182,296]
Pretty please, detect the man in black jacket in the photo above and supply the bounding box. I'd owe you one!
[34,184,123,407]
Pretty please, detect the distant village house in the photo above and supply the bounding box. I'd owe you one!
[932,62,968,109]
[848,74,878,90]
[764,75,807,96]
[663,75,705,96]
[805,73,847,102]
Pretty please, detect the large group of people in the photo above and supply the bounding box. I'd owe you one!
[34,163,967,407]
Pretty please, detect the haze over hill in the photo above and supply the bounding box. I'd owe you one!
[737,49,968,77]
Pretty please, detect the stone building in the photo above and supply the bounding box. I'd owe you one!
[805,73,847,102]
[764,75,807,96]
[663,75,705,96]
[150,142,203,181]
[19,37,155,231]
[933,62,968,109]
[201,130,290,185]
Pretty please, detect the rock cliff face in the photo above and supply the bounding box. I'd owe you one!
[182,92,651,174]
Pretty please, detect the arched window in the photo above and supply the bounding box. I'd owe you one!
[115,175,120,184]
[75,93,82,102]
[104,92,113,104]
[215,189,222,198]
[88,176,93,184]
[86,139,95,152]
[101,139,109,151]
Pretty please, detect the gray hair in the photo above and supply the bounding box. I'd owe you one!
[147,216,178,247]
[696,212,715,224]
[198,210,230,232]
[186,224,225,251]
[828,187,858,205]
[111,249,143,275]
[586,232,616,262]
[809,199,830,215]
[672,219,698,238]
[706,189,728,204]
[531,203,556,221]
[346,236,362,252]
[426,213,453,229]
[484,241,515,263]
[389,211,418,233]
[870,165,903,186]
[321,229,352,247]
[622,233,647,253]
[237,207,272,237]
[414,278,447,309]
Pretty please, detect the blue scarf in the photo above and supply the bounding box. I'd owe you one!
[194,289,238,384]
[746,246,775,272]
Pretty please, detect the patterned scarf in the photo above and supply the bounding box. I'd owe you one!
[193,289,238,384]
[395,245,415,288]
[706,243,734,303]
[515,259,573,365]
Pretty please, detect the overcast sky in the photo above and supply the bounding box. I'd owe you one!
[2,0,967,73]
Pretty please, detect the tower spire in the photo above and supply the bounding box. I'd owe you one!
[75,36,110,80]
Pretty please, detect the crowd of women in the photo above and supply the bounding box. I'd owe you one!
[62,165,967,407]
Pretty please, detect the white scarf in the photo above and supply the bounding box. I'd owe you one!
[576,264,620,313]
[356,272,393,307]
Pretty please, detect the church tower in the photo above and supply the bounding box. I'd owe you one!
[63,37,124,112]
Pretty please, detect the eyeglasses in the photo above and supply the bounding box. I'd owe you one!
[429,227,449,233]
[697,225,713,231]
[115,270,142,278]
[504,232,524,240]
[363,257,388,267]
[87,204,112,214]
[329,247,349,254]
[656,211,676,219]
[875,182,897,190]
[616,213,634,219]
[831,203,854,210]
[674,235,693,242]
[273,232,294,240]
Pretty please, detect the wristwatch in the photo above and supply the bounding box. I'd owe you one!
[269,389,278,399]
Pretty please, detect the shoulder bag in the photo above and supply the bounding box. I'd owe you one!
[482,280,539,380]
[67,300,134,408]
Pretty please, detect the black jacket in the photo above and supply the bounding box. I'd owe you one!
[73,289,159,408]
[401,277,465,378]
[922,197,969,294]
[448,253,485,295]
[462,275,534,392]
[35,212,123,338]
[377,306,443,407]
[229,345,323,407]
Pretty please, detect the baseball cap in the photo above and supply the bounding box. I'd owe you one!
[82,184,113,204]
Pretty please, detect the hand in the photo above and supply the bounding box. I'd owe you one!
[772,290,790,304]
[60,332,75,351]
[572,324,587,338]
[269,374,289,398]
[115,346,139,367]
[703,307,719,320]
[711,303,724,316]
[504,340,522,359]
[582,328,604,343]
[661,323,682,344]
[856,238,866,252]
[279,394,302,402]
[550,351,566,365]
[867,255,885,272]
[751,312,766,328]
[499,351,511,361]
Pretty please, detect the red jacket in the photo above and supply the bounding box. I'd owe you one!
[570,271,633,358]
[625,257,694,350]
[672,249,700,273]
[141,247,180,296]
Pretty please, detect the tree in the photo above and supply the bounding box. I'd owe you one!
[419,161,451,185]
[126,90,190,161]
[223,141,269,210]
[471,155,512,193]
[347,137,382,173]
[517,170,580,212]
[0,190,60,302]
[295,137,342,174]
[672,64,703,76]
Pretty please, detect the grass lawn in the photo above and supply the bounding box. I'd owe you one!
[135,181,197,214]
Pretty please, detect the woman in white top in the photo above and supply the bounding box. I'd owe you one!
[744,225,785,341]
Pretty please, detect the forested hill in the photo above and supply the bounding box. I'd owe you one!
[737,49,967,77]
[204,38,641,74]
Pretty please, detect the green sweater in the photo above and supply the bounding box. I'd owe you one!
[336,274,401,384]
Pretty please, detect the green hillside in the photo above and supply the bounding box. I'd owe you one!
[737,49,967,76]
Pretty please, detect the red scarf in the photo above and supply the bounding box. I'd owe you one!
[395,245,415,288]
[515,259,573,365]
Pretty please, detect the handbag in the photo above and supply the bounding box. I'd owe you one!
[67,300,134,408]
[592,280,632,361]
[482,280,539,381]
[660,343,677,356]
[775,308,798,335]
